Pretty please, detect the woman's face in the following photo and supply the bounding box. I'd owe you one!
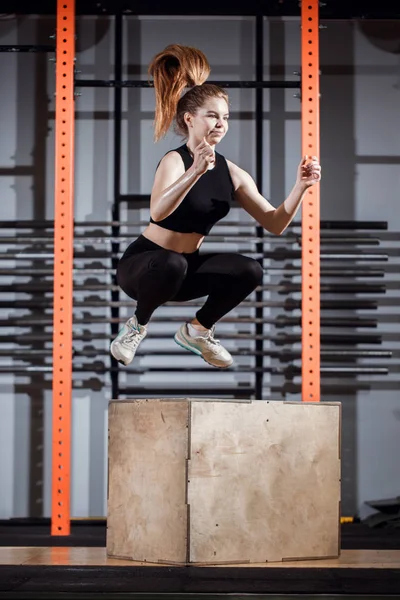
[186,96,229,145]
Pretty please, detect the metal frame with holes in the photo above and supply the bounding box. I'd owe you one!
[301,1,321,402]
[52,0,75,536]
[51,0,320,534]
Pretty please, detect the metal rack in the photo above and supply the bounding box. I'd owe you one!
[69,6,314,402]
[1,218,398,394]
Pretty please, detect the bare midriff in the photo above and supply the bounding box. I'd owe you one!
[141,222,205,254]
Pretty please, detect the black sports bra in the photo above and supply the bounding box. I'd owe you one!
[149,144,235,235]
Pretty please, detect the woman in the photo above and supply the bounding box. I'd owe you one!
[111,44,321,369]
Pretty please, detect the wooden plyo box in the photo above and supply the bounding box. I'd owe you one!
[107,399,341,564]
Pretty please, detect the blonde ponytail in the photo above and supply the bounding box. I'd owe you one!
[148,44,210,141]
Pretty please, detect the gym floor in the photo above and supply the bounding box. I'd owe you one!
[0,521,400,598]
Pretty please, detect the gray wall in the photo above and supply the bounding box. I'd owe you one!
[0,15,399,519]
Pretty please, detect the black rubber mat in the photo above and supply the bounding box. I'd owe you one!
[0,564,399,596]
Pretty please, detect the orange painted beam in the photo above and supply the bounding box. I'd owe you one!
[51,0,75,535]
[301,0,321,402]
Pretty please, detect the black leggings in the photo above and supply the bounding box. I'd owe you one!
[117,235,264,329]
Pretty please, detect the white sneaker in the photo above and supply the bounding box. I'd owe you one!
[174,323,233,369]
[110,316,147,366]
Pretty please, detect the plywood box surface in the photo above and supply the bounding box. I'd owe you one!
[107,399,341,564]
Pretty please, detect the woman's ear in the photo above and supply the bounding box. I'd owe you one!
[184,112,193,128]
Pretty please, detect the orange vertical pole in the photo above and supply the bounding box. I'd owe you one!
[51,0,75,535]
[301,0,320,402]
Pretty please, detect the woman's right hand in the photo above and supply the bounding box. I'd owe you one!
[192,137,215,174]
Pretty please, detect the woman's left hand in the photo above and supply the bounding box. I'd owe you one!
[297,155,321,188]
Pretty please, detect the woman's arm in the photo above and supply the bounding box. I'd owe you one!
[227,156,321,235]
[150,152,201,222]
[150,139,215,222]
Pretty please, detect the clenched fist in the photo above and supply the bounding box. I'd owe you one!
[297,155,321,188]
[192,137,216,175]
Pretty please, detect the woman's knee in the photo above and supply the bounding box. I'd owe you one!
[234,256,264,287]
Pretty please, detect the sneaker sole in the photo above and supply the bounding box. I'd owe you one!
[173,332,233,370]
[110,343,131,366]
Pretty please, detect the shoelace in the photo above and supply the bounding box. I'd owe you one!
[122,327,144,348]
[203,326,221,347]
